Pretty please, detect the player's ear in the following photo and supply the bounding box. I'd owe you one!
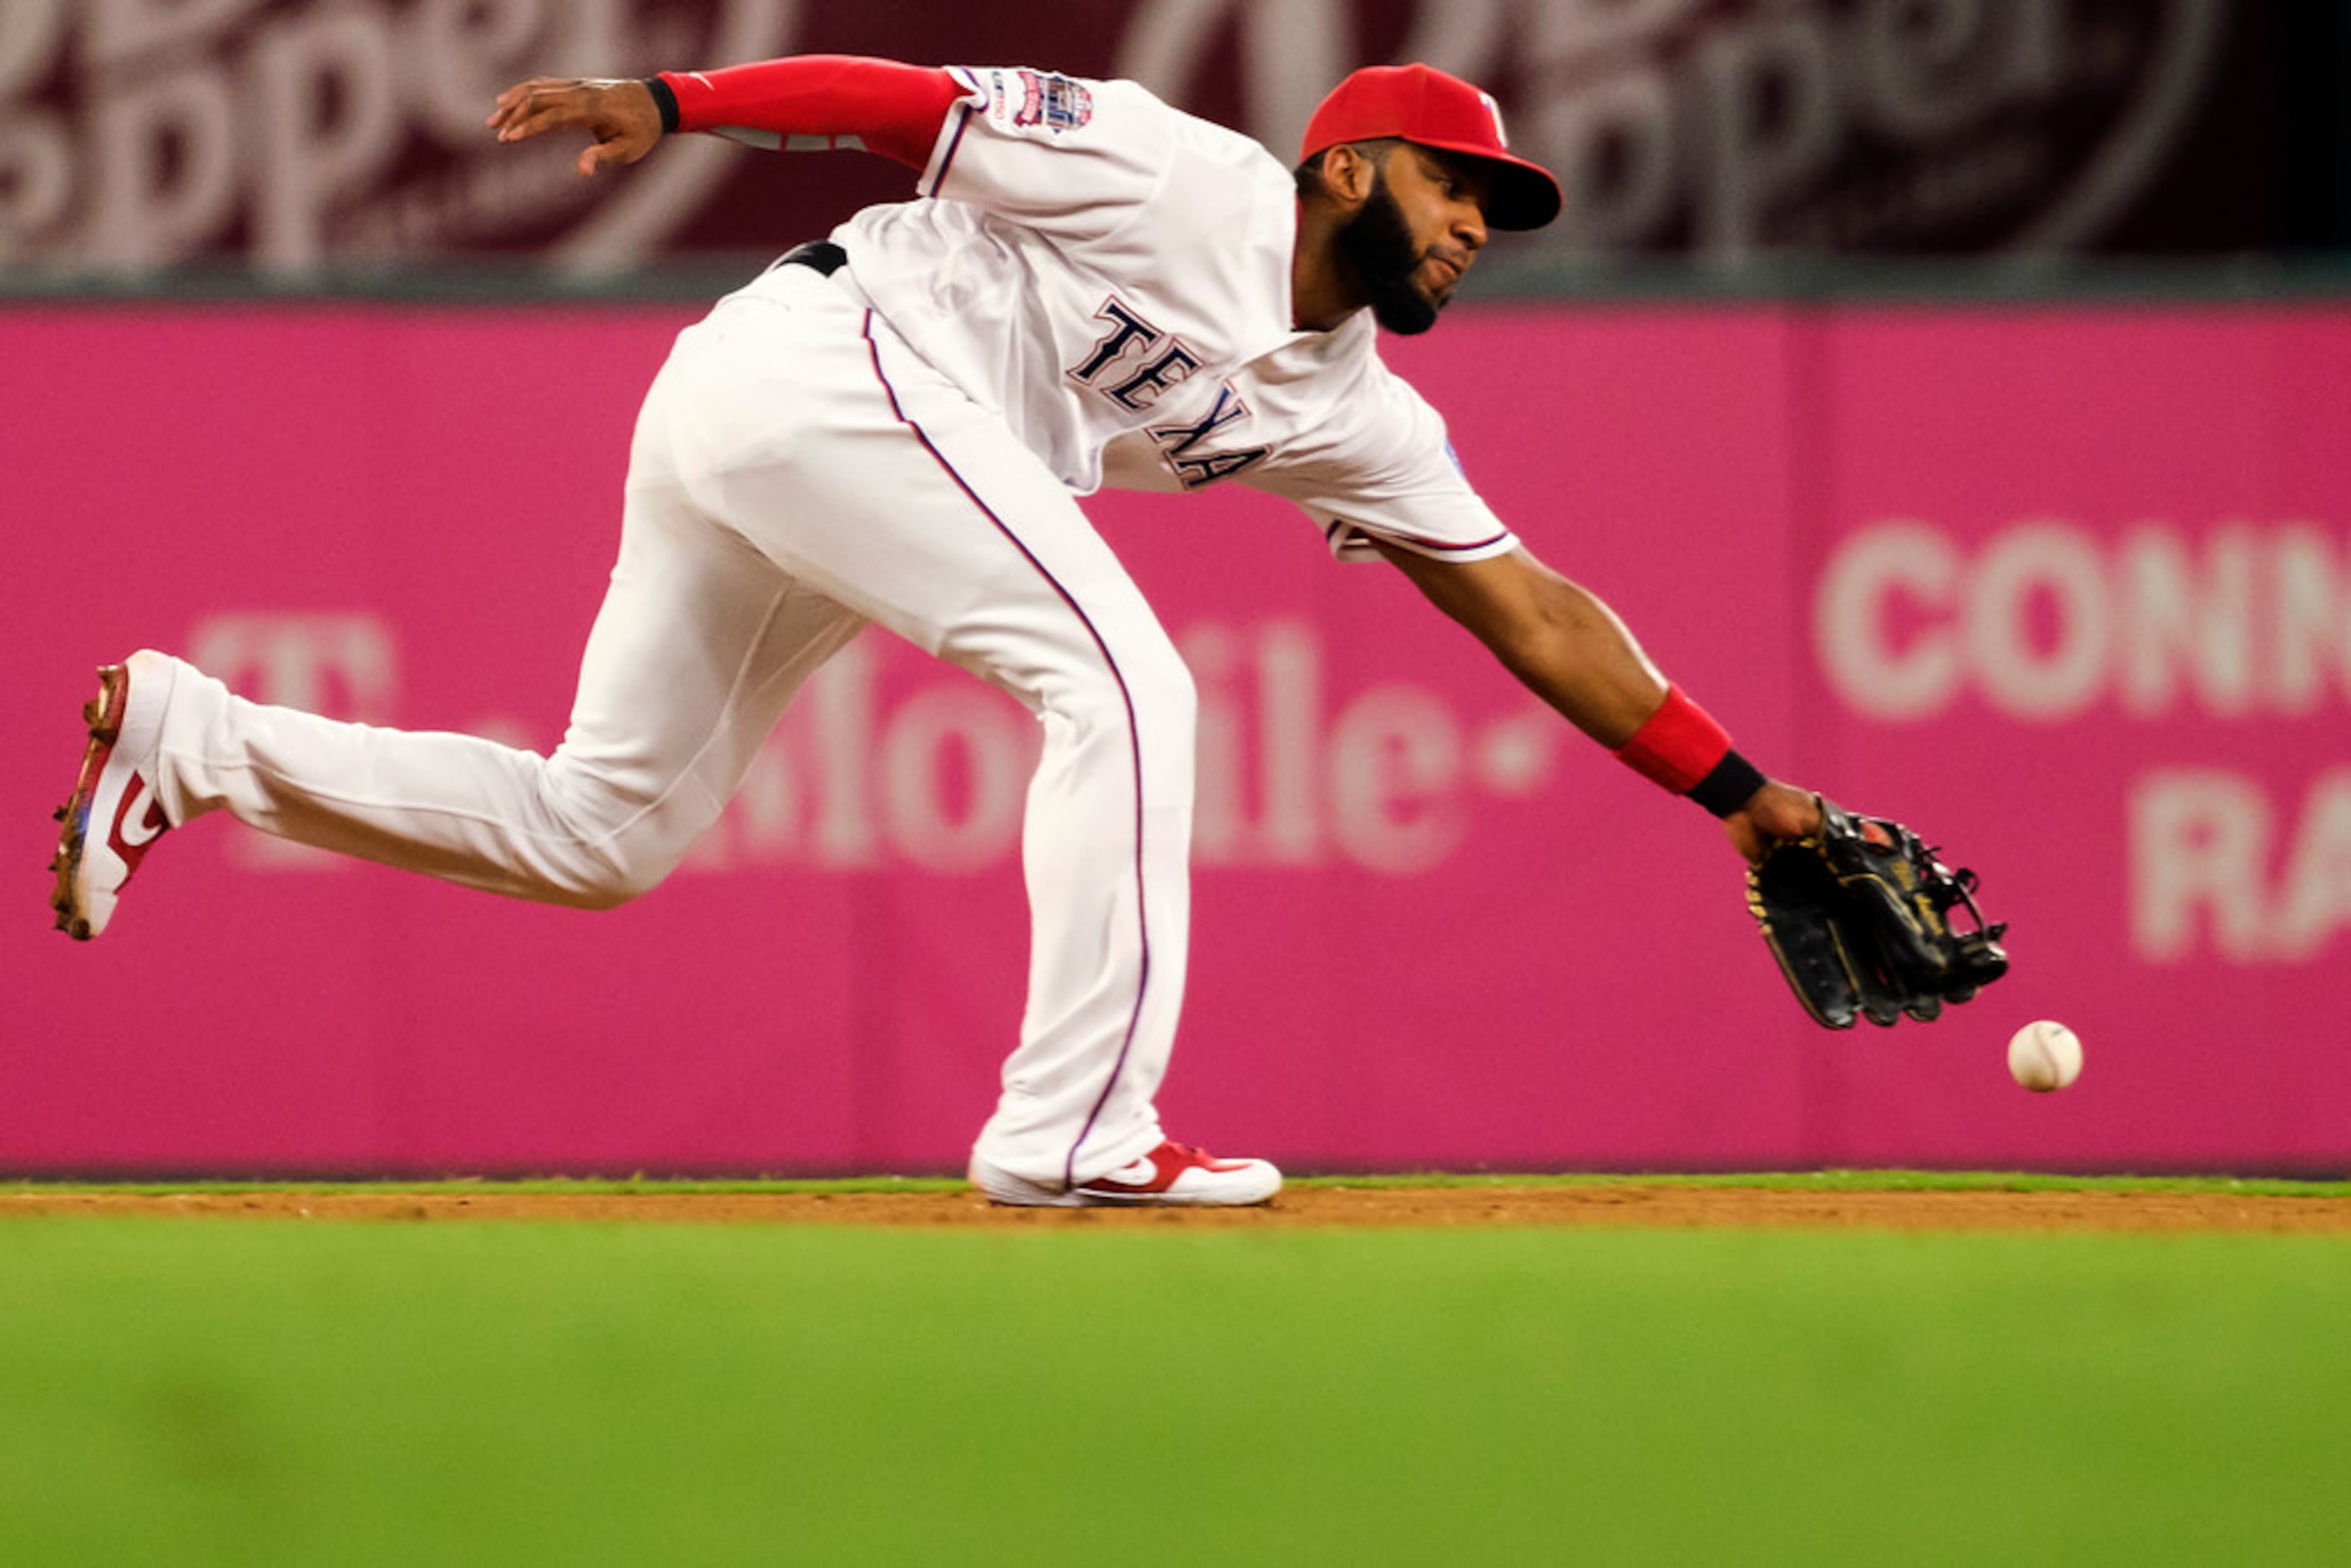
[1317,143,1379,208]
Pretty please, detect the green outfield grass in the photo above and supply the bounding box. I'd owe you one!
[3,1180,2348,1565]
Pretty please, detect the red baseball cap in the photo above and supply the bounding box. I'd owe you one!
[1300,63,1562,231]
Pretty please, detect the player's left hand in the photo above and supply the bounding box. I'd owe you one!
[1721,779,1823,864]
[488,78,664,176]
[1745,797,2010,1028]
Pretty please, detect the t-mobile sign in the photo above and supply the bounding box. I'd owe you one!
[3,301,2345,1174]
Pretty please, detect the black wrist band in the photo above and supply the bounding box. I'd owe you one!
[642,74,680,134]
[1689,749,1768,818]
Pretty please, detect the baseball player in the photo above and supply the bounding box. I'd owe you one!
[50,55,1823,1206]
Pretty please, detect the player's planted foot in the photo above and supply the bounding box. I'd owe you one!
[51,651,179,941]
[969,1139,1282,1208]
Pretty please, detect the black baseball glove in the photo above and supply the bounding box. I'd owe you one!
[1746,797,2010,1029]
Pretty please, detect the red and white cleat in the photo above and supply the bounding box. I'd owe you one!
[50,651,178,942]
[970,1140,1282,1208]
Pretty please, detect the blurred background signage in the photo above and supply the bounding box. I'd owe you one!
[3,0,2341,277]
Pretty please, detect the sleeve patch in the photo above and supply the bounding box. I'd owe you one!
[989,68,1095,133]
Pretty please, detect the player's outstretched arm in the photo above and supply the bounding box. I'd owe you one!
[1373,540,1821,859]
[488,78,665,176]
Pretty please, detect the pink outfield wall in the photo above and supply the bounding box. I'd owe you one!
[3,297,2347,1175]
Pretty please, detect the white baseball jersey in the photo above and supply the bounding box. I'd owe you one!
[827,65,1519,564]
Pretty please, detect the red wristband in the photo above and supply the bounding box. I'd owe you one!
[1612,685,1732,795]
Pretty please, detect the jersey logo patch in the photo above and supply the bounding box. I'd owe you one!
[1010,69,1094,132]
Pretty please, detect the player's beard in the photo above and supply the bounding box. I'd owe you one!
[1337,171,1443,336]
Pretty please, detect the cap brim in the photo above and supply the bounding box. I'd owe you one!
[1417,141,1562,231]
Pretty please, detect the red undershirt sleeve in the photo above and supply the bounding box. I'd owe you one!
[652,56,965,169]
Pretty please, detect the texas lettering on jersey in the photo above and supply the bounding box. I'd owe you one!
[1066,297,1271,490]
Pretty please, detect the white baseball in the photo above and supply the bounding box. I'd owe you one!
[2007,1020,2083,1092]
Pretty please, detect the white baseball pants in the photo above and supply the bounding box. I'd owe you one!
[144,262,1193,1191]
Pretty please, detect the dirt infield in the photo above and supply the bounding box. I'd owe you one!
[8,1185,2351,1232]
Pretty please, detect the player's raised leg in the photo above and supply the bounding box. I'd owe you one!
[49,352,867,930]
